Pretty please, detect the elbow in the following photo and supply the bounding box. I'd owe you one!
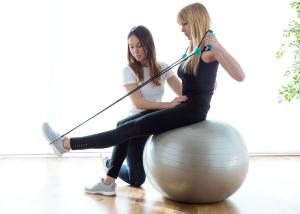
[132,100,145,109]
[233,67,245,82]
[236,73,245,82]
[133,102,143,109]
[230,71,245,82]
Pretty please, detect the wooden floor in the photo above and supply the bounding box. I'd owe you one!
[0,155,300,214]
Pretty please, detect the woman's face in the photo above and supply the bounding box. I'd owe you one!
[128,35,148,66]
[181,23,191,40]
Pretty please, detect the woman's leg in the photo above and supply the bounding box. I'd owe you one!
[105,110,157,179]
[106,144,128,179]
[84,111,156,195]
[117,135,148,187]
[84,136,149,195]
[69,102,206,150]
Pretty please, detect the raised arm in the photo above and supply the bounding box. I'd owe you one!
[202,34,245,82]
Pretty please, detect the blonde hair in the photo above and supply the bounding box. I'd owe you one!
[177,3,211,75]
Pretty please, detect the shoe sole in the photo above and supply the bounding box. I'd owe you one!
[85,190,116,196]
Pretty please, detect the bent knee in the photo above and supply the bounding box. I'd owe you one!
[116,120,126,127]
[129,176,146,187]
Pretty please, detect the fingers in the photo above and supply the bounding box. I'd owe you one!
[169,96,188,108]
[205,34,217,47]
[176,95,188,102]
[205,33,216,41]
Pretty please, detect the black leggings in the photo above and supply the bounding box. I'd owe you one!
[107,136,148,187]
[106,110,156,186]
[70,100,208,150]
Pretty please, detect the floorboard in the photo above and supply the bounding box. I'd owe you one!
[0,156,299,214]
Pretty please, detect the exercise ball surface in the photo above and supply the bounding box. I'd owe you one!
[143,120,249,204]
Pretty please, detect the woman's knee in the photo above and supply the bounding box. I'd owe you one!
[116,119,127,127]
[116,112,145,127]
[129,174,146,187]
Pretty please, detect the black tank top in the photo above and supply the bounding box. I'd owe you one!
[177,58,219,106]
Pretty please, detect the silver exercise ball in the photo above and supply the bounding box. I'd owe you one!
[143,120,249,204]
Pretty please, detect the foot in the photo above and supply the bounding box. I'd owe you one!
[42,122,69,157]
[102,156,110,173]
[84,179,116,196]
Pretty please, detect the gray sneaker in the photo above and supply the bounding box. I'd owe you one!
[84,179,116,196]
[42,122,69,157]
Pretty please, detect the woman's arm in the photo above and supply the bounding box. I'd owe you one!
[166,75,182,95]
[125,83,186,110]
[213,43,245,81]
[202,35,245,82]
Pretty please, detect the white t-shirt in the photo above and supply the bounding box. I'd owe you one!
[122,62,175,115]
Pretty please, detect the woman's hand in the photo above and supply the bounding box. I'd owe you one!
[203,33,245,82]
[168,96,188,108]
[204,33,218,49]
[201,33,219,63]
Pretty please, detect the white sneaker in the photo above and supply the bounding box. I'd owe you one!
[84,179,116,196]
[42,122,69,157]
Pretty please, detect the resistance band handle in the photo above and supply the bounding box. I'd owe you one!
[205,30,214,51]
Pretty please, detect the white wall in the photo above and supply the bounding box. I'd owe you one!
[0,0,298,155]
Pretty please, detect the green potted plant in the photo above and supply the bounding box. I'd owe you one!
[276,0,300,102]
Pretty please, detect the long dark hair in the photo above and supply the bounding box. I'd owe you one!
[127,25,161,86]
